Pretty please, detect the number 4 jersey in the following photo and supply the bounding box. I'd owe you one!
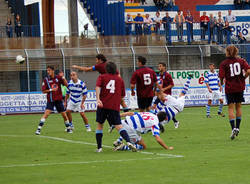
[219,57,250,94]
[96,73,125,111]
[130,66,157,98]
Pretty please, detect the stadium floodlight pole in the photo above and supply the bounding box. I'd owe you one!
[164,45,170,70]
[199,45,204,69]
[60,48,66,74]
[130,46,136,71]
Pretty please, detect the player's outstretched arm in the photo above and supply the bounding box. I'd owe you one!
[155,135,173,150]
[120,112,135,117]
[72,65,93,72]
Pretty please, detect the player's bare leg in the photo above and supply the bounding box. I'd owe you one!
[218,99,225,117]
[35,109,52,135]
[228,103,237,140]
[80,112,91,132]
[234,103,242,137]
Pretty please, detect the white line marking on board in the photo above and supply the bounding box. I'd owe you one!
[0,134,184,158]
[0,157,167,168]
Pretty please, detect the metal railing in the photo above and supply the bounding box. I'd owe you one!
[0,44,249,93]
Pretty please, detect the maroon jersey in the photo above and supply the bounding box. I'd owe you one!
[42,75,64,102]
[92,62,106,74]
[96,74,125,111]
[130,66,157,98]
[160,72,174,95]
[219,57,250,94]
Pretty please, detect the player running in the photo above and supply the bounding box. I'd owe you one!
[64,71,91,132]
[130,56,157,112]
[219,45,250,140]
[205,63,225,118]
[35,66,70,135]
[95,62,137,152]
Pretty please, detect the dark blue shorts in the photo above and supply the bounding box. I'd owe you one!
[46,101,65,113]
[137,97,153,110]
[96,108,121,125]
[226,92,245,105]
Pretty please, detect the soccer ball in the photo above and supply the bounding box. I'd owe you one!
[16,55,25,64]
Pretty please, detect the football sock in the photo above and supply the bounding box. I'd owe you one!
[85,124,90,128]
[64,120,70,128]
[181,78,191,95]
[122,144,144,150]
[236,117,241,129]
[172,117,178,123]
[229,119,235,130]
[154,97,160,105]
[96,130,103,149]
[116,136,123,143]
[38,118,45,129]
[218,103,223,113]
[69,122,73,126]
[206,105,211,116]
[119,128,131,143]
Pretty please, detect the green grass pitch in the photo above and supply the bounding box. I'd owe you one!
[0,105,250,184]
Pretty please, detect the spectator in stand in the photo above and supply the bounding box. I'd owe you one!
[134,13,144,36]
[200,11,209,40]
[173,10,185,41]
[143,14,153,35]
[153,11,162,35]
[216,11,224,23]
[5,18,13,38]
[125,14,133,35]
[242,0,250,8]
[234,0,242,9]
[185,10,194,44]
[162,12,172,45]
[237,32,247,44]
[125,0,134,2]
[141,0,147,5]
[208,14,216,44]
[225,10,236,24]
[15,14,22,38]
[216,17,224,44]
[223,21,233,44]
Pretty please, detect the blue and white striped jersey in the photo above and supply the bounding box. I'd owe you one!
[205,71,220,91]
[125,112,160,136]
[66,79,88,104]
[154,100,178,125]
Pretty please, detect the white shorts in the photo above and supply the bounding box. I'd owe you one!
[208,90,223,100]
[66,100,85,112]
[165,95,185,113]
[122,120,141,144]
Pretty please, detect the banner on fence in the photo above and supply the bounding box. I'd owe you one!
[1,85,250,114]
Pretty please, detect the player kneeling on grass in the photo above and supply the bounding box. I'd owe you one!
[64,71,91,132]
[113,111,174,151]
[35,66,70,135]
[152,74,192,126]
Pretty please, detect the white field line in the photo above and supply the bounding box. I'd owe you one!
[0,135,184,159]
[0,157,167,168]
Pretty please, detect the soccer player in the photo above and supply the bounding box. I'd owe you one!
[219,45,250,140]
[130,56,157,112]
[64,71,91,132]
[72,54,130,132]
[113,111,174,151]
[153,74,193,126]
[205,63,225,118]
[153,62,180,128]
[35,66,71,135]
[95,62,137,152]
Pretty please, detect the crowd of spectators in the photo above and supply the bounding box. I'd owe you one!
[4,14,23,38]
[234,0,250,9]
[125,9,247,45]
